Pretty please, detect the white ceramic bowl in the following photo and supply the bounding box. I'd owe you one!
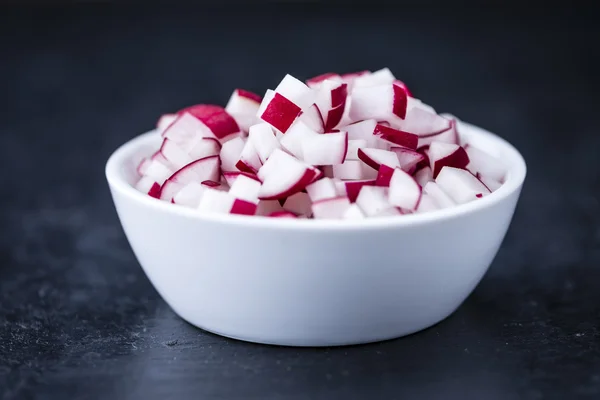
[106,121,526,347]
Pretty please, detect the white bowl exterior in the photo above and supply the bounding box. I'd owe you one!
[107,122,525,346]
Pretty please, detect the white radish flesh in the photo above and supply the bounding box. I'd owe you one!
[258,149,318,200]
[415,193,439,214]
[357,148,401,170]
[222,171,260,187]
[390,147,425,174]
[423,181,455,209]
[172,182,206,208]
[248,123,281,163]
[275,74,316,110]
[435,167,491,204]
[352,67,395,88]
[157,113,178,133]
[236,139,262,174]
[343,204,365,219]
[306,178,338,202]
[349,84,408,121]
[465,144,506,182]
[280,120,320,159]
[311,196,351,219]
[257,89,301,133]
[388,168,422,211]
[283,192,312,216]
[228,174,262,203]
[225,89,262,132]
[414,166,434,187]
[301,131,348,165]
[355,186,392,217]
[197,189,257,216]
[428,141,470,178]
[346,139,367,160]
[219,136,246,172]
[332,160,378,180]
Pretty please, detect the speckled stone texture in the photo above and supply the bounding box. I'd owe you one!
[1,4,599,400]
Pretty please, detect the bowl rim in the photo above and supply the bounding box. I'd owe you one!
[105,121,526,231]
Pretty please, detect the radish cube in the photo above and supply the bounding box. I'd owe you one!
[220,136,246,172]
[258,149,318,200]
[416,119,459,148]
[414,166,433,187]
[297,104,325,133]
[301,131,348,165]
[390,147,425,174]
[306,72,342,89]
[275,74,316,111]
[229,174,262,203]
[349,83,408,121]
[225,89,262,132]
[435,167,491,204]
[346,139,367,160]
[343,180,377,203]
[157,113,178,134]
[178,105,240,142]
[137,158,151,176]
[280,120,320,159]
[357,148,401,170]
[372,207,403,218]
[197,189,257,216]
[172,182,206,208]
[283,192,312,216]
[188,138,221,160]
[163,113,210,149]
[236,139,262,174]
[160,138,193,169]
[343,204,365,220]
[373,124,418,149]
[393,80,413,98]
[415,193,438,214]
[222,171,260,187]
[355,186,393,217]
[135,176,160,198]
[342,119,386,149]
[311,196,351,219]
[477,173,503,192]
[332,160,378,180]
[352,67,395,88]
[375,164,395,187]
[268,211,298,218]
[392,101,451,136]
[306,178,338,202]
[423,181,455,209]
[257,89,302,133]
[428,141,470,178]
[465,144,506,183]
[248,123,281,163]
[143,159,174,186]
[388,168,422,211]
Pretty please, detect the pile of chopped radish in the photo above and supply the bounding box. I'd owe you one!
[135,68,507,219]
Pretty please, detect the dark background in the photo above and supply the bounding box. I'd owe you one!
[1,2,599,399]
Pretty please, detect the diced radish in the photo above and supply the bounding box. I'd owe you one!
[302,131,348,165]
[306,72,342,89]
[311,196,351,219]
[334,180,347,196]
[256,200,285,216]
[315,79,348,130]
[341,70,370,88]
[137,158,151,176]
[225,89,262,132]
[268,211,298,218]
[343,180,376,203]
[355,186,393,217]
[350,83,408,121]
[414,166,433,187]
[423,181,455,209]
[188,138,221,160]
[416,118,459,148]
[332,160,378,180]
[465,144,506,182]
[373,124,418,149]
[257,149,319,200]
[257,89,301,133]
[162,113,209,148]
[298,104,325,133]
[390,147,425,174]
[135,176,160,198]
[160,138,193,169]
[435,167,491,204]
[197,189,257,216]
[322,103,347,132]
[393,80,412,98]
[372,207,404,218]
[229,173,262,203]
[143,159,174,186]
[357,148,400,170]
[248,123,281,163]
[477,173,503,192]
[151,151,175,170]
[280,120,320,159]
[236,139,262,174]
[157,113,177,133]
[283,192,312,216]
[172,182,206,208]
[376,164,395,187]
[352,67,395,88]
[415,193,438,214]
[177,105,240,142]
[392,101,451,136]
[274,74,316,110]
[343,204,365,219]
[428,141,470,178]
[306,178,338,202]
[342,119,386,149]
[222,171,261,187]
[220,136,246,172]
[159,155,221,201]
[346,139,367,160]
[388,168,422,211]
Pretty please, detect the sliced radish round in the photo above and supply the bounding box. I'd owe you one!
[415,193,438,214]
[197,189,257,216]
[306,72,342,89]
[349,83,408,121]
[306,177,338,202]
[435,166,491,204]
[465,144,506,183]
[268,211,298,218]
[298,104,325,133]
[355,186,393,217]
[343,204,365,219]
[257,89,301,133]
[388,168,422,211]
[283,192,312,217]
[352,67,395,89]
[357,148,401,170]
[225,89,262,132]
[219,136,246,172]
[343,179,376,203]
[301,131,348,166]
[172,181,206,208]
[177,105,240,142]
[373,124,418,149]
[414,166,433,188]
[157,113,178,134]
[248,123,281,163]
[390,147,425,174]
[375,164,395,187]
[228,173,262,203]
[135,176,161,198]
[428,141,470,178]
[222,171,260,187]
[236,139,262,174]
[188,138,221,160]
[476,173,503,192]
[423,181,455,209]
[274,74,316,111]
[311,196,351,219]
[257,149,319,200]
[332,160,378,180]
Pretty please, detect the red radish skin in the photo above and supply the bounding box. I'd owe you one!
[236,89,262,103]
[177,104,240,141]
[230,199,258,216]
[223,171,261,187]
[355,186,392,217]
[388,168,422,211]
[236,140,262,174]
[343,204,365,219]
[306,178,338,202]
[311,196,352,219]
[373,124,418,149]
[376,164,395,187]
[390,147,425,174]
[258,91,302,133]
[297,104,325,133]
[275,74,316,110]
[332,160,378,180]
[357,148,401,170]
[323,102,346,131]
[428,141,470,178]
[344,180,376,203]
[268,211,298,218]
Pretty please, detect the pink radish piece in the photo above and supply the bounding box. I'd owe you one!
[373,124,418,149]
[283,192,312,216]
[388,168,422,211]
[352,67,395,88]
[137,158,151,176]
[172,182,205,208]
[341,70,370,88]
[222,171,260,187]
[151,150,175,170]
[343,180,376,203]
[302,131,348,165]
[315,79,348,130]
[188,138,221,160]
[465,144,506,182]
[219,136,246,172]
[197,189,257,216]
[274,74,316,110]
[248,123,281,163]
[423,181,455,209]
[376,164,395,187]
[135,176,160,198]
[268,211,298,218]
[297,104,325,133]
[332,160,378,180]
[306,72,341,89]
[256,200,284,216]
[343,204,365,219]
[311,196,351,219]
[280,120,319,159]
[177,104,240,142]
[342,119,386,149]
[157,113,177,133]
[159,155,221,201]
[160,138,193,169]
[349,83,408,121]
[392,101,451,136]
[346,139,367,160]
[390,147,425,174]
[236,139,262,174]
[414,166,433,187]
[428,141,470,178]
[143,159,173,186]
[225,89,262,132]
[477,173,503,192]
[393,80,413,98]
[355,186,394,217]
[257,90,301,133]
[306,178,338,202]
[162,113,210,148]
[257,149,319,200]
[357,148,400,170]
[415,194,438,214]
[435,167,491,204]
[229,173,261,203]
